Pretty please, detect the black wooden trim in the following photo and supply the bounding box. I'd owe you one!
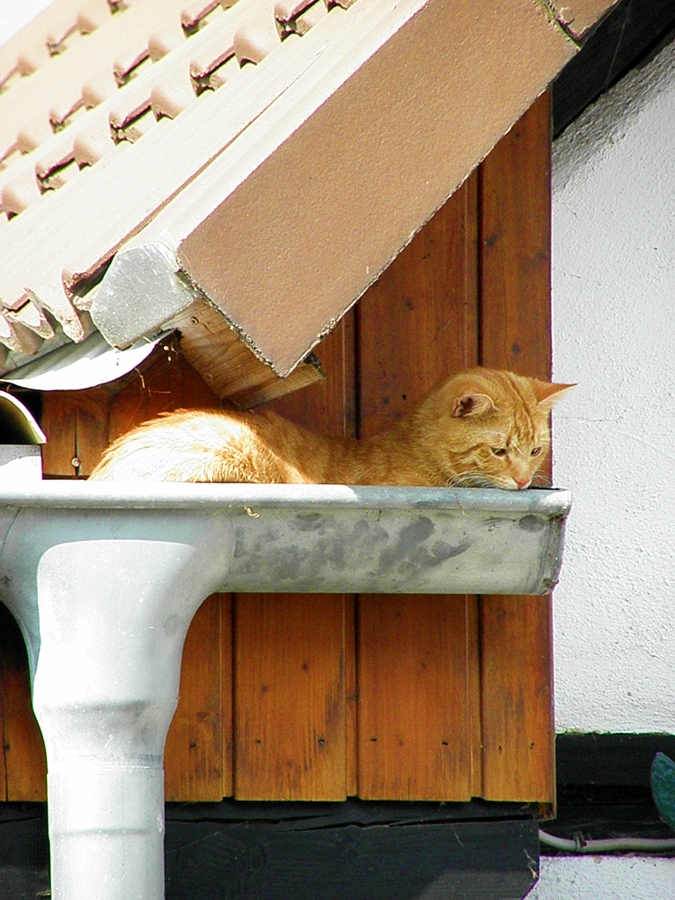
[164,813,539,900]
[165,797,537,825]
[556,733,675,786]
[0,804,49,900]
[0,800,541,900]
[553,0,675,136]
[542,734,675,852]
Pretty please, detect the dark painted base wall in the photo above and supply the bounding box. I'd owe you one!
[0,801,540,900]
[556,733,675,786]
[541,733,675,851]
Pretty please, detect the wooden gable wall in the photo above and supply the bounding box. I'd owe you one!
[0,92,554,806]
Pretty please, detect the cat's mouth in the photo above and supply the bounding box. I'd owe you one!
[447,473,535,491]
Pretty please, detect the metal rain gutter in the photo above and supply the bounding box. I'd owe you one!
[0,482,571,900]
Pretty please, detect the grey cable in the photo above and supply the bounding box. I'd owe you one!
[539,830,675,854]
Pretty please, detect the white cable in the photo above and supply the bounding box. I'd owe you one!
[539,829,675,853]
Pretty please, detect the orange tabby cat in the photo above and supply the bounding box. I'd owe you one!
[89,367,572,489]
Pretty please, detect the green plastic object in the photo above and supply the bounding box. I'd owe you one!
[650,752,675,832]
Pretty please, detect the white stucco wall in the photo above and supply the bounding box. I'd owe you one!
[532,34,675,900]
[530,856,675,900]
[551,37,675,734]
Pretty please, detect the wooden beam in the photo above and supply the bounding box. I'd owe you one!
[165,594,230,801]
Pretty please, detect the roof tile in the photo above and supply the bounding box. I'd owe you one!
[7,300,56,341]
[0,311,44,355]
[233,13,282,64]
[2,172,42,218]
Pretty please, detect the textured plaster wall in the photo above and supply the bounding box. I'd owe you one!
[529,856,675,900]
[551,37,675,734]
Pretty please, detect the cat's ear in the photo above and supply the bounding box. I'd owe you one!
[451,392,496,418]
[532,380,576,409]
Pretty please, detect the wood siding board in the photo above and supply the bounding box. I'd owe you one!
[462,169,484,799]
[0,606,46,802]
[356,179,479,431]
[480,597,554,801]
[464,171,484,799]
[467,591,483,799]
[357,595,472,800]
[221,592,234,798]
[269,315,357,441]
[234,594,346,801]
[41,393,78,477]
[165,593,225,801]
[74,387,111,476]
[343,594,358,797]
[478,91,555,802]
[355,182,479,800]
[234,322,355,801]
[107,344,222,442]
[479,91,552,381]
[0,666,5,801]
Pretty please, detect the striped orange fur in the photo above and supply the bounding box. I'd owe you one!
[89,367,573,489]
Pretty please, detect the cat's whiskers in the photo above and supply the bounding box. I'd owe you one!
[447,472,500,489]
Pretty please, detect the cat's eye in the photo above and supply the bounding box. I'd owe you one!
[531,447,542,457]
[491,448,507,457]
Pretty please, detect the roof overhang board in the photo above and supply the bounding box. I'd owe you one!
[99,0,576,376]
[90,241,325,405]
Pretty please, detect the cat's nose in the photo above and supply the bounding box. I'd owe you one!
[515,476,531,489]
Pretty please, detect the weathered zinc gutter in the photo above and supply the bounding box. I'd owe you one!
[0,483,570,900]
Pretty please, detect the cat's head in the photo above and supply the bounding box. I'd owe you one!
[427,368,574,490]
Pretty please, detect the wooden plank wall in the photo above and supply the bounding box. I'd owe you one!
[0,92,554,805]
[355,174,479,800]
[479,91,555,802]
[235,318,356,800]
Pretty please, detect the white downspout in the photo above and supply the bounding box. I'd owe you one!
[2,504,234,900]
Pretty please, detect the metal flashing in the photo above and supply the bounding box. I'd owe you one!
[1,329,164,392]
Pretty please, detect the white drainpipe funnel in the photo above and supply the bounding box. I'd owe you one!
[1,500,234,899]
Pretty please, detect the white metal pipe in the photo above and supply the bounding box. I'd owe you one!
[1,503,234,900]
